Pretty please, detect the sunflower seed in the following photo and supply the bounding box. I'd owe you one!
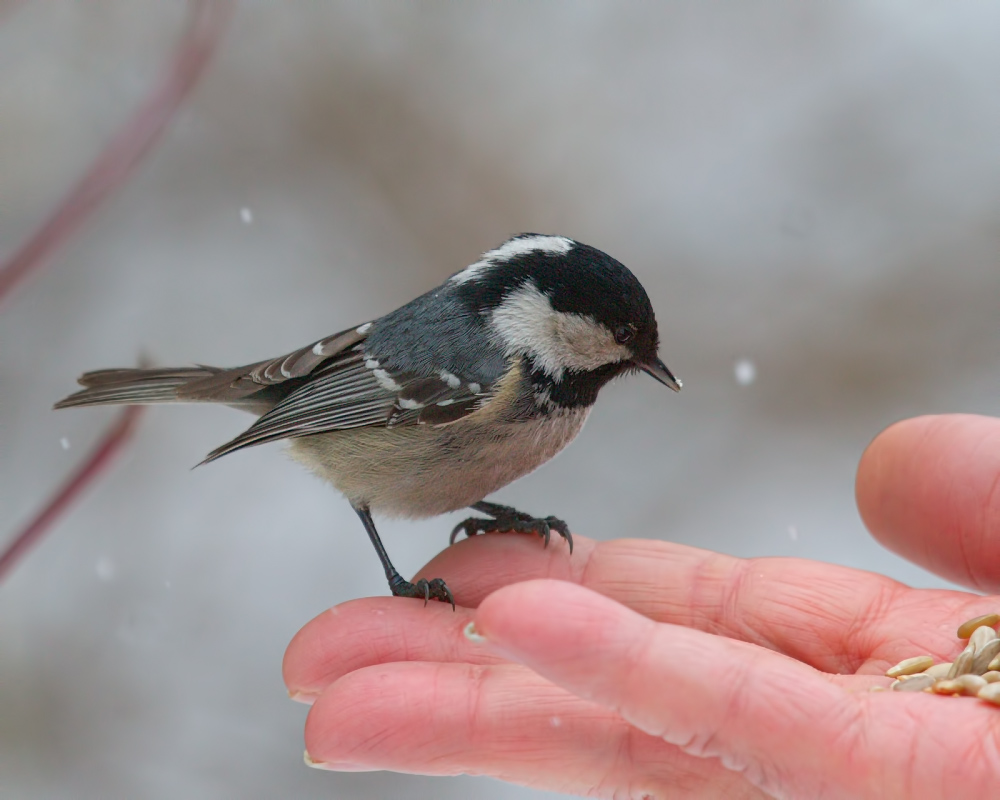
[948,648,977,679]
[872,612,1000,706]
[923,662,953,679]
[973,639,1000,674]
[893,674,935,692]
[886,655,935,678]
[970,625,998,652]
[978,683,1000,705]
[957,613,1000,640]
[959,674,989,695]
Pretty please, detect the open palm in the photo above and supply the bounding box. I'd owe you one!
[284,414,1000,799]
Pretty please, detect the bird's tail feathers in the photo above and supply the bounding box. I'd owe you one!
[54,367,222,409]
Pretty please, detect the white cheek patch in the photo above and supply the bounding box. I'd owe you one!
[451,235,574,285]
[490,282,631,380]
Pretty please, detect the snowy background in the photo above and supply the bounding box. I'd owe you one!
[2,3,1000,798]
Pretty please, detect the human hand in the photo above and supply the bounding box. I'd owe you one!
[283,414,1000,798]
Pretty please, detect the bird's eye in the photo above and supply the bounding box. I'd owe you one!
[614,325,634,345]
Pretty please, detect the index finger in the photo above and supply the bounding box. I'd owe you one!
[472,579,1000,800]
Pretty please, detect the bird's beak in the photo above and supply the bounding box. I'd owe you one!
[640,357,682,392]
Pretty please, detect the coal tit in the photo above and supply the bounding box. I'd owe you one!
[55,234,681,606]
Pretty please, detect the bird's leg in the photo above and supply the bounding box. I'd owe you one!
[450,500,573,553]
[353,504,454,608]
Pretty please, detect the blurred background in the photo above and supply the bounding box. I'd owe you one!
[2,2,999,798]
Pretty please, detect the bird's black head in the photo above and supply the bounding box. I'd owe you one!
[452,234,680,409]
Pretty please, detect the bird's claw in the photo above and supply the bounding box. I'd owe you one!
[448,511,573,554]
[389,575,455,609]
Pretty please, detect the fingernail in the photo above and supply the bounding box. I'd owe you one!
[288,690,318,705]
[303,750,376,772]
[463,620,488,643]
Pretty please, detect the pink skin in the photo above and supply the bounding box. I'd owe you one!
[856,414,1000,594]
[284,414,1000,799]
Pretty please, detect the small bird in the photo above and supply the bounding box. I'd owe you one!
[56,234,680,606]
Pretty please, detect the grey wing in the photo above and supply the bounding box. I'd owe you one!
[200,328,503,464]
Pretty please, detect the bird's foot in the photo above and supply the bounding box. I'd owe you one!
[388,574,455,609]
[450,503,573,554]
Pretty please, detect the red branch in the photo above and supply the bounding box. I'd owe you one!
[0,0,234,306]
[0,406,146,581]
[0,1,233,581]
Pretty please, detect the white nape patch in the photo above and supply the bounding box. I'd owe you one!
[356,322,373,334]
[468,382,481,394]
[365,359,380,369]
[490,281,631,379]
[450,235,574,285]
[439,370,461,389]
[398,397,423,409]
[372,369,401,392]
[311,342,325,355]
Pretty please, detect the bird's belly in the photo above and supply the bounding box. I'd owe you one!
[288,408,590,518]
